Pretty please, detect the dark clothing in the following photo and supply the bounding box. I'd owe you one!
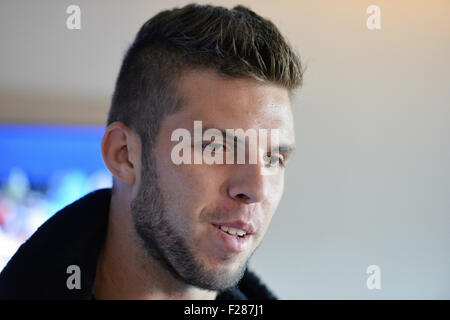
[0,189,277,300]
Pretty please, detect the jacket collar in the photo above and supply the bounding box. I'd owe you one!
[0,189,276,300]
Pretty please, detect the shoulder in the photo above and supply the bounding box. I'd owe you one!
[0,189,111,299]
[216,268,278,300]
[238,269,278,300]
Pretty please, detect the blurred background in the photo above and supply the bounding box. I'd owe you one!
[0,0,449,299]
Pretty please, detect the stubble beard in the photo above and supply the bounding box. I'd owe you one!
[130,149,248,292]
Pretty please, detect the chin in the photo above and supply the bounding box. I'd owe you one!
[191,255,248,290]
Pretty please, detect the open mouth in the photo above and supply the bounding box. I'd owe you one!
[212,224,249,238]
[209,223,253,253]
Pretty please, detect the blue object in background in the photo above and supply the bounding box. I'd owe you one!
[0,124,108,186]
[0,124,112,272]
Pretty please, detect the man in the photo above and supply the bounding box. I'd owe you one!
[0,3,303,299]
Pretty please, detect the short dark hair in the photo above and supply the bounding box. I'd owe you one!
[106,3,303,186]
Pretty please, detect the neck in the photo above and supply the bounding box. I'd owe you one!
[92,194,217,300]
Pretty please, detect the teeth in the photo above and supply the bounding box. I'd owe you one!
[219,225,246,237]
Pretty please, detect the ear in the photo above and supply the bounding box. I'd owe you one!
[101,122,141,185]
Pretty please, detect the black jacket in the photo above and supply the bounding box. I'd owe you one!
[0,188,277,300]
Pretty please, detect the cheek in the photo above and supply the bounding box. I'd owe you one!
[154,157,222,220]
[267,171,285,207]
[168,165,219,199]
[259,173,285,231]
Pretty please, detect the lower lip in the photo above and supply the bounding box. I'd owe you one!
[209,224,252,253]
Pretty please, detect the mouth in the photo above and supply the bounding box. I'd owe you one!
[210,223,253,253]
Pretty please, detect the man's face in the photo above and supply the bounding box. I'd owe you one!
[131,69,295,291]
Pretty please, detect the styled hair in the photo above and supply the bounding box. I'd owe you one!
[106,4,303,186]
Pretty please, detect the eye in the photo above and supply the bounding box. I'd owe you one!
[263,153,285,168]
[202,141,226,153]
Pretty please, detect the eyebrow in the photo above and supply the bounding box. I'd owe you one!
[278,144,296,158]
[199,125,296,157]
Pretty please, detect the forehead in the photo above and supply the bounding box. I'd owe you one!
[171,69,294,140]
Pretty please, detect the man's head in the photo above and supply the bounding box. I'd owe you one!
[102,4,303,293]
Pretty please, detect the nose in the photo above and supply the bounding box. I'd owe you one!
[227,162,269,204]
